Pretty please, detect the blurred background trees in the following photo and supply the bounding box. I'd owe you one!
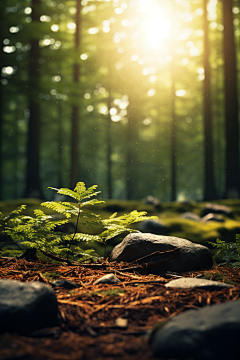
[0,0,240,202]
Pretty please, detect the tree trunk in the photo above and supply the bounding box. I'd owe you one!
[24,0,43,198]
[57,103,64,188]
[203,0,217,200]
[0,3,5,200]
[70,0,82,190]
[223,0,240,198]
[106,94,112,199]
[126,102,138,200]
[170,57,176,201]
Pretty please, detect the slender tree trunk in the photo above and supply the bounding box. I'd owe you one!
[0,67,2,201]
[24,0,43,198]
[57,102,63,188]
[203,0,216,200]
[126,112,133,200]
[0,4,5,200]
[70,0,82,190]
[170,57,176,201]
[106,93,112,199]
[223,0,240,198]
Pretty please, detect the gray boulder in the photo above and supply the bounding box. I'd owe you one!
[110,233,213,274]
[145,195,161,209]
[165,277,232,290]
[200,213,224,223]
[0,279,59,334]
[202,203,233,218]
[151,299,240,360]
[138,219,170,235]
[52,279,80,289]
[93,273,121,285]
[180,212,201,221]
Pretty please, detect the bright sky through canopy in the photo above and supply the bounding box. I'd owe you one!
[135,0,172,49]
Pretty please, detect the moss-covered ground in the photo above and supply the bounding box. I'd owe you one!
[1,198,240,257]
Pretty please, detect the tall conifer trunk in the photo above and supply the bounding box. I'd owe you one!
[126,102,137,200]
[106,87,112,199]
[70,0,82,190]
[170,59,176,202]
[203,0,216,200]
[223,0,240,198]
[24,0,43,198]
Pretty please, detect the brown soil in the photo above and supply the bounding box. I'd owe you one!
[0,257,240,360]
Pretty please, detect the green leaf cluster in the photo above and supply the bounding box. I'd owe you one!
[0,182,157,262]
[207,235,240,268]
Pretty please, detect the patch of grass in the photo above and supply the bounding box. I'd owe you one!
[201,272,238,286]
[41,272,61,281]
[85,289,125,297]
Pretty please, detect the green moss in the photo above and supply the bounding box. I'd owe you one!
[202,272,238,286]
[41,272,61,281]
[85,289,125,297]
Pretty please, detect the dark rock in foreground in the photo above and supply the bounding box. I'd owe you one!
[110,233,213,274]
[0,279,58,334]
[165,277,232,290]
[151,299,240,360]
[138,219,170,235]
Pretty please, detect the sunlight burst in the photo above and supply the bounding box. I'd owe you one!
[136,1,172,49]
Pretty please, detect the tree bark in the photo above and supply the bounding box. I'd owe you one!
[70,0,82,190]
[57,103,64,188]
[106,93,112,199]
[223,0,240,198]
[24,0,43,198]
[203,0,217,200]
[170,55,176,201]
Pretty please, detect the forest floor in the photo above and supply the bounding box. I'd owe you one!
[0,257,240,360]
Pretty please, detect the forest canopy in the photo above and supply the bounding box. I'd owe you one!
[0,0,239,202]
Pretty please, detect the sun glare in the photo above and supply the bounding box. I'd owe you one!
[136,1,172,49]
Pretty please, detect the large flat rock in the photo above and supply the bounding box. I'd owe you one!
[151,299,240,360]
[110,233,213,274]
[165,277,232,290]
[0,279,59,334]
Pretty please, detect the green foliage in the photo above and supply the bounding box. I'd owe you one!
[207,235,240,268]
[1,182,156,262]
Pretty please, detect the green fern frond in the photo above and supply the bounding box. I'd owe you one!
[74,183,100,200]
[74,182,86,195]
[109,212,117,219]
[74,233,101,243]
[41,201,77,217]
[34,209,52,219]
[81,199,105,206]
[48,187,81,201]
[3,205,27,222]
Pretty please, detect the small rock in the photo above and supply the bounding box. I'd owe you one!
[138,220,170,235]
[200,213,224,223]
[165,277,232,290]
[52,279,80,289]
[0,279,59,334]
[180,212,201,221]
[145,196,161,209]
[110,233,213,274]
[151,299,240,360]
[202,203,233,218]
[93,274,121,285]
